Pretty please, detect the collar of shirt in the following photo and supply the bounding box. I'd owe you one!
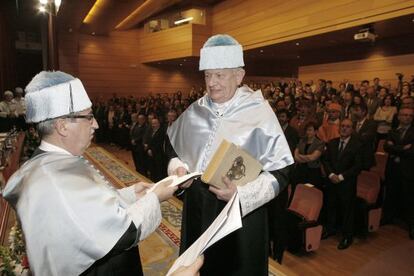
[39,140,73,156]
[339,136,351,147]
[210,90,240,116]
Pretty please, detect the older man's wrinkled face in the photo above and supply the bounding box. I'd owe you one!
[340,119,353,138]
[204,68,245,103]
[64,108,98,156]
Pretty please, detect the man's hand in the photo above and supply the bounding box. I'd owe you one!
[175,166,193,189]
[403,144,412,150]
[153,179,178,202]
[170,255,204,276]
[209,176,237,202]
[133,182,153,199]
[329,174,341,184]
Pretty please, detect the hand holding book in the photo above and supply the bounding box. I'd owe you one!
[208,176,237,202]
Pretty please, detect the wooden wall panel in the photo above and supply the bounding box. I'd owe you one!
[59,28,203,99]
[298,53,414,87]
[211,0,414,49]
[58,32,79,77]
[139,24,193,63]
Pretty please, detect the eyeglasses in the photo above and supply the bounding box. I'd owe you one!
[66,114,95,121]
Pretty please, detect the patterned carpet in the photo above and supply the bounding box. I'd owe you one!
[84,146,285,276]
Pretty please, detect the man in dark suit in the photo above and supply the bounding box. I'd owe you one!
[352,103,377,170]
[130,113,148,176]
[277,109,299,154]
[365,86,380,119]
[322,118,362,249]
[383,107,414,239]
[144,117,166,181]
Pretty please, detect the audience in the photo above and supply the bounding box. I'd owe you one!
[76,75,414,247]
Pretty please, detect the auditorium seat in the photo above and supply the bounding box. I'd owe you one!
[356,170,382,234]
[286,184,323,253]
[376,139,386,153]
[370,152,388,181]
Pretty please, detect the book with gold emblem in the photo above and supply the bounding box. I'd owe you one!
[201,139,263,189]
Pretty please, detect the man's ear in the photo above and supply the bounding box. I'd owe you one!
[235,68,245,86]
[55,119,69,137]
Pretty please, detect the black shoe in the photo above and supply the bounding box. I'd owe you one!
[409,226,414,240]
[322,229,336,240]
[337,237,353,250]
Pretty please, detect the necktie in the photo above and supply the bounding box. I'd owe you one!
[356,122,362,132]
[338,140,344,154]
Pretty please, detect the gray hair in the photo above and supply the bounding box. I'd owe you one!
[36,119,57,138]
[26,71,75,94]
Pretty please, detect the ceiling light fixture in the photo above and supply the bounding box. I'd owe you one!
[174,17,194,25]
[38,0,61,15]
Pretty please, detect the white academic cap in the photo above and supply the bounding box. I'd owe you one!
[25,71,92,123]
[199,34,244,71]
[4,90,13,97]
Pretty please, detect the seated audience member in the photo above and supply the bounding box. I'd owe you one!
[318,102,341,143]
[322,118,362,250]
[352,103,377,170]
[13,87,26,130]
[294,121,325,189]
[374,94,398,141]
[383,107,414,239]
[0,90,16,131]
[342,90,354,119]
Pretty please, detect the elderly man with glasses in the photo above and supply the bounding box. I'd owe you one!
[2,71,180,276]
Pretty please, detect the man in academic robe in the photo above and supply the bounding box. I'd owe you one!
[317,102,341,143]
[2,71,178,276]
[322,118,362,250]
[167,34,293,275]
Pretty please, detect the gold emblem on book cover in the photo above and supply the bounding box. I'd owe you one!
[226,156,246,180]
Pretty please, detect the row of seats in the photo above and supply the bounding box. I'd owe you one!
[285,143,387,253]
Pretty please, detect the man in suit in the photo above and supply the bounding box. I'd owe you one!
[326,80,337,97]
[383,107,414,239]
[145,117,166,181]
[365,86,380,119]
[352,103,377,170]
[130,113,148,176]
[322,118,362,249]
[277,108,299,154]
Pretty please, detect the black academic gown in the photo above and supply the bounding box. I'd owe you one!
[180,168,289,276]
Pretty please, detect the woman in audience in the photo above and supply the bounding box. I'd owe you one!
[373,94,398,140]
[293,121,325,190]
